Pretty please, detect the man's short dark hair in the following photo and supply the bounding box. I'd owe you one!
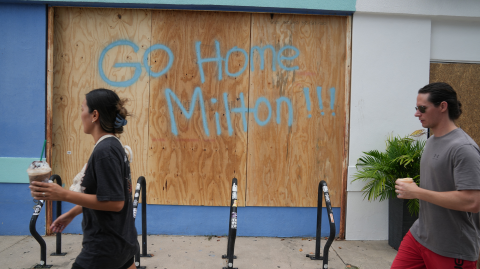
[418,82,462,120]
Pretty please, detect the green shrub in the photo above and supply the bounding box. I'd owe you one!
[352,130,426,216]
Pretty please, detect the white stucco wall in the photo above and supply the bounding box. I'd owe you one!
[431,18,480,63]
[346,13,431,240]
[356,0,480,18]
[347,0,480,240]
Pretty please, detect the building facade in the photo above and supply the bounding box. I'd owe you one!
[0,0,479,240]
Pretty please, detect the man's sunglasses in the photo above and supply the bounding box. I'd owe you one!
[415,102,443,113]
[415,106,429,113]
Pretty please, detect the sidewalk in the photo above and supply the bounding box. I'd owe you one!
[0,234,397,269]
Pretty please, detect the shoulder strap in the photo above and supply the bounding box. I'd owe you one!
[94,134,133,163]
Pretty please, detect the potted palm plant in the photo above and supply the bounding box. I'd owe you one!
[352,130,426,250]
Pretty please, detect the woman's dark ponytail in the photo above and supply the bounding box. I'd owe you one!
[86,88,131,135]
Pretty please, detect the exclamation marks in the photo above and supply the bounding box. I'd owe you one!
[211,98,221,135]
[303,87,312,118]
[316,86,336,116]
[223,93,234,136]
[316,86,324,115]
[329,87,336,116]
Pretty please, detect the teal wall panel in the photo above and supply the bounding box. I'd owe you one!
[2,0,355,14]
[0,157,39,183]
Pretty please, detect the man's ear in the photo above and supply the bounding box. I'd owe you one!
[440,101,448,113]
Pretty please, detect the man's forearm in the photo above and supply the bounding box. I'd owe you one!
[415,188,480,213]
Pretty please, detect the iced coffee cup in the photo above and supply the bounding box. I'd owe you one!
[397,178,414,184]
[27,161,52,185]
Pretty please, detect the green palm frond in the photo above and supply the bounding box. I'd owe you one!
[407,198,419,216]
[352,131,426,216]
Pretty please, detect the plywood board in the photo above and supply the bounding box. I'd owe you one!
[147,11,250,206]
[430,63,480,146]
[52,7,350,208]
[52,7,151,190]
[246,14,347,207]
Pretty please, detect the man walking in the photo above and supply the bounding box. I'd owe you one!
[392,82,480,268]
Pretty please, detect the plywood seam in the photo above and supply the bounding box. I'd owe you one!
[45,6,55,236]
[144,9,153,205]
[244,13,254,207]
[339,15,352,240]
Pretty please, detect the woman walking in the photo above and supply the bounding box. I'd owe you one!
[30,88,138,269]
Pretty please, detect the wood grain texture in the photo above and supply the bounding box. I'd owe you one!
[52,8,350,208]
[430,63,480,146]
[46,6,55,236]
[147,11,250,206]
[247,14,347,207]
[52,7,151,191]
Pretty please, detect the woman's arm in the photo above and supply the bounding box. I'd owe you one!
[50,205,83,233]
[68,204,83,216]
[30,181,124,212]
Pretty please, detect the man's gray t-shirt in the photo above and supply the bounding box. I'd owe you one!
[410,128,480,261]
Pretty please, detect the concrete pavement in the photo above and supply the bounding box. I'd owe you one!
[0,234,397,269]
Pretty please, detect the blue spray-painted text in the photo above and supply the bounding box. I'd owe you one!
[165,87,335,137]
[98,40,337,136]
[99,40,299,87]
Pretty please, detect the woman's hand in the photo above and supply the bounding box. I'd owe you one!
[29,181,67,201]
[30,182,125,212]
[50,212,75,233]
[50,205,82,233]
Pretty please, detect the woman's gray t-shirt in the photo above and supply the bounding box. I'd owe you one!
[410,128,480,261]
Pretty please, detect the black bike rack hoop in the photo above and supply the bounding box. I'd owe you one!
[222,177,238,269]
[305,180,336,269]
[49,174,67,256]
[30,199,52,268]
[133,176,152,269]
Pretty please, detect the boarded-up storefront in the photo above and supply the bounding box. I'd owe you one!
[48,7,350,212]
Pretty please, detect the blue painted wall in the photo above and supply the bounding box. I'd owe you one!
[0,3,48,235]
[56,201,340,237]
[0,2,344,237]
[2,182,340,237]
[0,3,46,158]
[0,184,46,235]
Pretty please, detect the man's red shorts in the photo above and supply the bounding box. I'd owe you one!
[391,231,477,269]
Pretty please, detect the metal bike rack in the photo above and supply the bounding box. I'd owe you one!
[222,178,238,269]
[30,199,52,268]
[305,180,336,269]
[49,175,67,256]
[133,176,152,269]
